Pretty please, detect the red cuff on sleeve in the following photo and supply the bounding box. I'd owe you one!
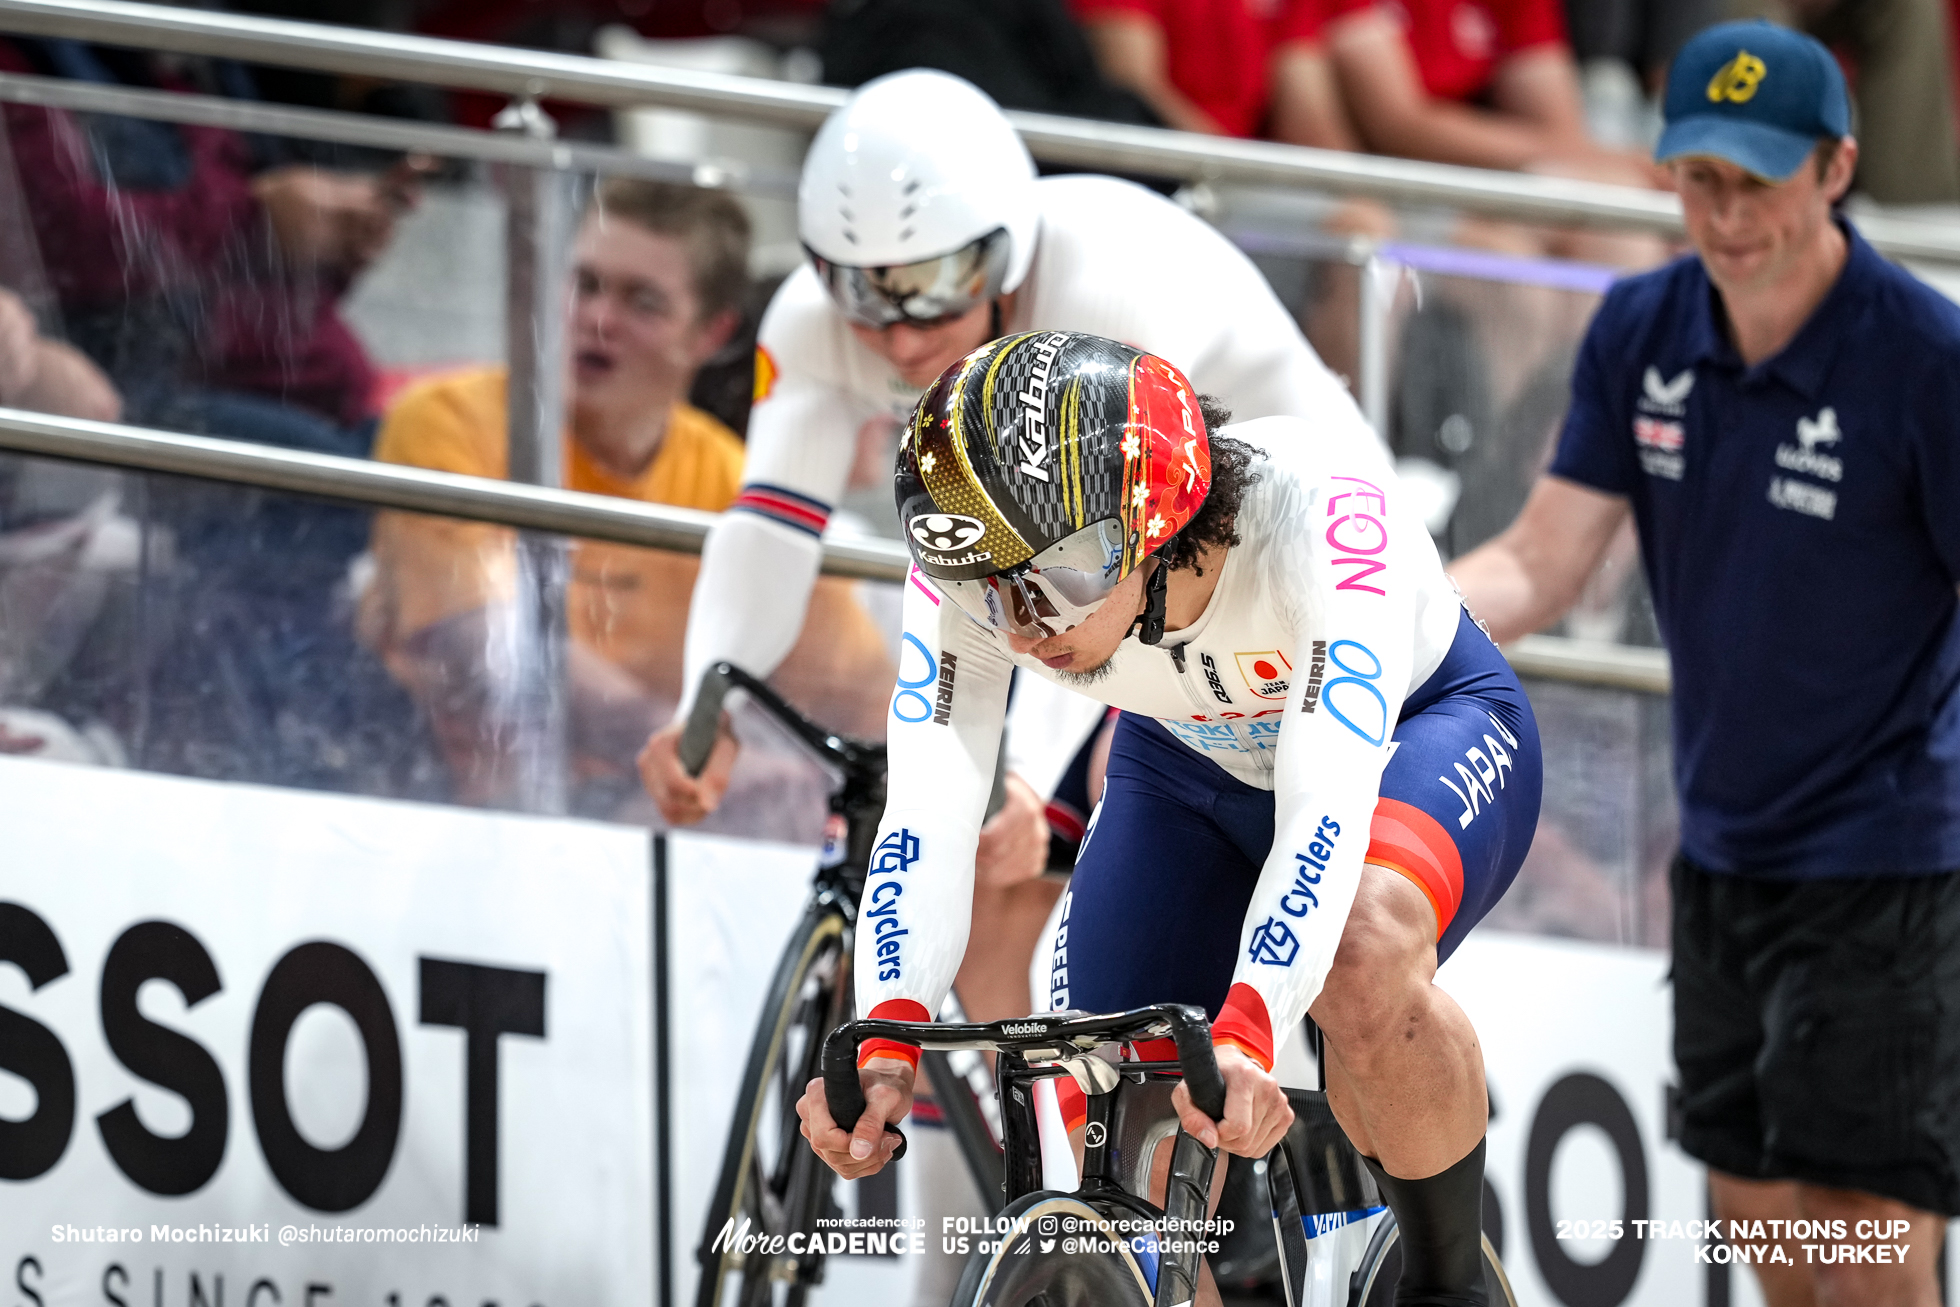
[1212,983,1276,1073]
[858,999,932,1069]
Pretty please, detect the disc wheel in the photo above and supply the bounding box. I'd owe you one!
[695,903,849,1307]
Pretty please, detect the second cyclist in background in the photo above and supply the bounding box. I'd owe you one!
[639,67,1363,903]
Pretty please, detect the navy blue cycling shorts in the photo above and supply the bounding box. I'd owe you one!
[1048,608,1541,1019]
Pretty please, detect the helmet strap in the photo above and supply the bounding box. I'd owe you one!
[1132,559,1169,646]
[988,298,1003,341]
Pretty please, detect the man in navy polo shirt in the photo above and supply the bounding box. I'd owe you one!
[1453,19,1960,1305]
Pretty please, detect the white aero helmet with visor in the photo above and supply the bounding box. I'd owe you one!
[799,70,1039,329]
[896,332,1215,643]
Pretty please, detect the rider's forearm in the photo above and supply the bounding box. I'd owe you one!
[852,574,1016,1058]
[679,511,824,716]
[1215,771,1385,1070]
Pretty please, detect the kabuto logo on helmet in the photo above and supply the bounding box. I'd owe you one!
[910,514,986,552]
[1014,333,1071,481]
[897,332,1212,607]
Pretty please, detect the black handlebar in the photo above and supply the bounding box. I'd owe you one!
[680,662,886,781]
[821,1005,1228,1147]
[679,664,735,777]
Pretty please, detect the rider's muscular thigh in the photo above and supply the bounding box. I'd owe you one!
[1311,865,1487,1176]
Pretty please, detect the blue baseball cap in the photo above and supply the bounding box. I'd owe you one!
[1657,20,1851,181]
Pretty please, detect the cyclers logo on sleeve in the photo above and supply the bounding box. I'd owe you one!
[1281,816,1341,917]
[1014,334,1071,482]
[872,828,920,875]
[867,828,919,981]
[1323,640,1388,746]
[1247,917,1300,967]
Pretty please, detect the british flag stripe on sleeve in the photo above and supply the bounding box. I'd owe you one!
[732,483,831,538]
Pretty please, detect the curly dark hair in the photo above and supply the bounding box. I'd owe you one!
[1156,395,1261,574]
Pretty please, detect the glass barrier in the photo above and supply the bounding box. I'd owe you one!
[0,450,901,837]
[1222,190,1679,944]
[0,72,1680,941]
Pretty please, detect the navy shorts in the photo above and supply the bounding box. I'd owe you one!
[1049,608,1541,1019]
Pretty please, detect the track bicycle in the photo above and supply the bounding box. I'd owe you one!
[826,1007,1518,1307]
[682,662,1006,1307]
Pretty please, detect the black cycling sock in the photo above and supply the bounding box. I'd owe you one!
[1362,1139,1488,1307]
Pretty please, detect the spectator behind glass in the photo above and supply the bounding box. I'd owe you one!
[361,180,894,812]
[1323,0,1660,183]
[819,0,1166,128]
[0,286,125,761]
[1071,0,1361,146]
[0,288,119,424]
[0,38,444,797]
[0,38,423,450]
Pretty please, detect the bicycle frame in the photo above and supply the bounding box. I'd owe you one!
[824,1005,1228,1307]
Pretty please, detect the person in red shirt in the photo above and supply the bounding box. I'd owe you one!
[1324,0,1655,180]
[1073,0,1360,148]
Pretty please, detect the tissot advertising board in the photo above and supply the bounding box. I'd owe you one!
[0,757,653,1307]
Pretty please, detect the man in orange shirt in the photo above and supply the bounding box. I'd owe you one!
[362,179,891,806]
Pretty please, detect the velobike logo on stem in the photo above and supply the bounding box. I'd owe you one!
[890,634,957,725]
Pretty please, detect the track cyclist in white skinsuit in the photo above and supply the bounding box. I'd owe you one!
[797,333,1543,1307]
[639,68,1358,844]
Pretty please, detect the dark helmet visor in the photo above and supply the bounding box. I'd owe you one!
[923,519,1128,640]
[808,227,1012,329]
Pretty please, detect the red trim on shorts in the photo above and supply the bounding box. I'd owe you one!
[1365,797,1465,937]
[1212,982,1275,1072]
[1046,799,1087,843]
[859,998,930,1069]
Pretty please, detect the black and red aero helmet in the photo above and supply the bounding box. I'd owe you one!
[895,331,1213,638]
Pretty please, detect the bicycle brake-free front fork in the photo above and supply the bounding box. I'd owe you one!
[1153,1130,1219,1307]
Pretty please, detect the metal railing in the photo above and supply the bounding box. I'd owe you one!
[0,408,907,581]
[4,0,1960,262]
[0,409,1674,693]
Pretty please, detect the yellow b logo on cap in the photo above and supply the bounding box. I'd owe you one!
[1707,50,1767,103]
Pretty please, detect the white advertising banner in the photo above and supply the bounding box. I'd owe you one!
[664,831,944,1307]
[1447,932,1958,1307]
[1440,932,1705,1307]
[0,757,654,1307]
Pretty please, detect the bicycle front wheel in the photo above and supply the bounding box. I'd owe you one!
[1348,1220,1517,1307]
[948,1192,1157,1307]
[695,899,849,1307]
